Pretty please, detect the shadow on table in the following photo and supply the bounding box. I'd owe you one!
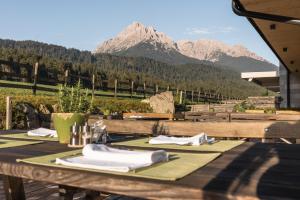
[203,121,300,199]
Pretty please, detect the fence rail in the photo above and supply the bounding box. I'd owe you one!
[0,59,240,103]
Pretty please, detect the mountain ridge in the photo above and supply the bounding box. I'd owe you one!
[95,22,278,72]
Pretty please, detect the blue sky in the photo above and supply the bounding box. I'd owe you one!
[0,0,278,65]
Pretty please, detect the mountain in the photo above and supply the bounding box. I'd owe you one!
[95,22,202,65]
[177,40,277,72]
[95,22,278,72]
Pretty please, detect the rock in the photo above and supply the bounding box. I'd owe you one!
[38,104,51,114]
[149,91,175,114]
[0,115,4,129]
[141,98,150,104]
[15,103,40,129]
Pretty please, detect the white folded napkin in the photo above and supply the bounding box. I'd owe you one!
[27,128,57,138]
[149,133,215,146]
[56,144,168,172]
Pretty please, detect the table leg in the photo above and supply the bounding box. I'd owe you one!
[85,190,101,200]
[2,175,26,200]
[59,185,78,200]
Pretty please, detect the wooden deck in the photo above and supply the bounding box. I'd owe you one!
[0,133,299,199]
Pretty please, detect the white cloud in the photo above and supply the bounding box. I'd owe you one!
[185,26,235,35]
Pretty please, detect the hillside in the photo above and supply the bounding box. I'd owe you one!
[0,38,270,98]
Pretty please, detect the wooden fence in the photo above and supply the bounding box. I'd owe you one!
[0,60,239,102]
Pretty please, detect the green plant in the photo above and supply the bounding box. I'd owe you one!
[93,98,152,114]
[233,101,255,113]
[264,107,276,114]
[58,80,93,113]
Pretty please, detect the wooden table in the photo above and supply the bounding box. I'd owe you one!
[0,134,300,200]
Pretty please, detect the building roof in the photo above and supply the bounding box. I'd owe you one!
[234,0,300,72]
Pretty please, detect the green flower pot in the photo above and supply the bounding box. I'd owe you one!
[52,113,87,144]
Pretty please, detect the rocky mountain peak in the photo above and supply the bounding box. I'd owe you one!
[95,22,177,53]
[177,39,267,63]
[94,22,276,72]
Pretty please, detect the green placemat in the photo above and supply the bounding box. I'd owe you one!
[112,138,244,153]
[0,139,43,149]
[18,150,220,181]
[1,133,58,141]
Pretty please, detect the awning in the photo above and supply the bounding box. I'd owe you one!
[233,0,300,72]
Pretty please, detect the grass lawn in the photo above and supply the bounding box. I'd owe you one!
[0,79,146,99]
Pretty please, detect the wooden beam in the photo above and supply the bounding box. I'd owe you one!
[179,90,183,104]
[32,62,39,95]
[231,113,300,121]
[102,120,300,139]
[123,113,173,120]
[2,175,25,200]
[0,162,251,200]
[64,69,69,86]
[5,96,12,130]
[143,82,146,99]
[114,79,117,98]
[92,74,95,99]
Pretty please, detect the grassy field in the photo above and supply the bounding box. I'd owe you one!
[0,79,145,99]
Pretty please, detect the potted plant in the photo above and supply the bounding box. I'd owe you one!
[52,80,93,144]
[103,109,112,120]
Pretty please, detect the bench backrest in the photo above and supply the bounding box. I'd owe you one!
[100,120,300,139]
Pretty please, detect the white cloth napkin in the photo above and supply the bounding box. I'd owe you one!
[149,133,215,146]
[27,128,57,138]
[56,144,168,172]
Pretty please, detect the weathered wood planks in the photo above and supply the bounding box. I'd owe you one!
[122,113,174,120]
[103,119,300,139]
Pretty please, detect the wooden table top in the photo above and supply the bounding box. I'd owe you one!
[0,133,300,200]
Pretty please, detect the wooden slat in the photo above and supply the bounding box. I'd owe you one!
[103,120,300,139]
[104,120,160,135]
[184,112,230,121]
[122,113,173,120]
[276,110,300,115]
[231,113,300,121]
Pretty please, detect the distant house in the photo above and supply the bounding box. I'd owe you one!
[233,0,300,108]
[241,71,279,93]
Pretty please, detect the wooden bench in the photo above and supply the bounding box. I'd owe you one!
[103,120,300,143]
[183,112,300,122]
[123,113,174,120]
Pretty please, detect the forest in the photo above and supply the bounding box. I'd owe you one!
[0,39,269,98]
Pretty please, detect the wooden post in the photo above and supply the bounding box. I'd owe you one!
[179,90,183,104]
[191,90,194,103]
[92,74,95,99]
[143,82,146,99]
[32,62,38,95]
[197,91,200,103]
[64,69,69,86]
[3,175,25,200]
[167,85,170,91]
[131,80,134,98]
[6,96,12,130]
[155,84,159,94]
[176,88,179,96]
[114,79,118,98]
